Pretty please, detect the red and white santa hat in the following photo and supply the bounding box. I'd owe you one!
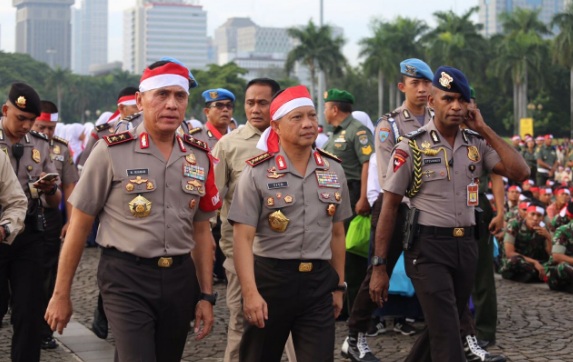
[36,111,58,122]
[139,61,190,95]
[256,85,315,153]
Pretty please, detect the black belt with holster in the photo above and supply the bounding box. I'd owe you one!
[102,247,189,268]
[254,255,327,273]
[418,225,474,238]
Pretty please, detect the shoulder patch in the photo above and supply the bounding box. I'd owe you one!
[188,127,202,135]
[103,131,134,146]
[95,123,112,132]
[52,135,68,145]
[183,134,210,152]
[245,152,273,167]
[316,148,342,163]
[403,128,427,140]
[29,130,48,141]
[121,112,142,123]
[462,129,484,139]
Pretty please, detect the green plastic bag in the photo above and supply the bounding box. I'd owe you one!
[345,215,371,258]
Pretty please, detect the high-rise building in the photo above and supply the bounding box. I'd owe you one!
[124,0,207,74]
[479,0,567,36]
[13,0,74,69]
[72,0,108,75]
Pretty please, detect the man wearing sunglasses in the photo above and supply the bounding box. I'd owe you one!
[199,88,235,149]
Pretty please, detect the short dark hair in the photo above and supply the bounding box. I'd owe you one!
[117,86,139,100]
[40,100,58,113]
[246,78,280,97]
[333,101,353,114]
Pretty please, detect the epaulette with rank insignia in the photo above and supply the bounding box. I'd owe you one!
[402,129,426,140]
[380,110,399,122]
[183,134,210,152]
[52,135,68,146]
[95,123,112,132]
[462,128,483,139]
[103,131,134,146]
[245,152,273,167]
[188,127,202,135]
[29,130,48,141]
[316,148,342,163]
[120,112,142,123]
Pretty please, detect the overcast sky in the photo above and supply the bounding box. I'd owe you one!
[0,0,477,66]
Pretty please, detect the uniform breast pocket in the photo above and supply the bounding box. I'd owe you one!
[263,192,295,213]
[180,179,204,214]
[420,164,448,183]
[122,178,156,218]
[316,190,342,225]
[334,142,347,151]
[465,164,483,181]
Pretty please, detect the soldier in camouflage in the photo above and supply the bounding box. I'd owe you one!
[545,204,573,292]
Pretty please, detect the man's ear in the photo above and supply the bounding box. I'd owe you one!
[135,92,144,111]
[398,82,406,93]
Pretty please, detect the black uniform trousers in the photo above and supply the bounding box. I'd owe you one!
[98,249,199,362]
[39,207,63,340]
[347,193,407,333]
[404,231,478,362]
[0,222,44,362]
[239,256,339,362]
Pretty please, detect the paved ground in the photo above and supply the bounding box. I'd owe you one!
[1,247,573,361]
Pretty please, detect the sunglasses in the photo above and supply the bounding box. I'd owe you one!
[210,102,234,110]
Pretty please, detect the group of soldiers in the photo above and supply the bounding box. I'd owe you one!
[0,54,546,362]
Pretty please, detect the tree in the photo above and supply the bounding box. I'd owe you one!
[552,2,573,137]
[285,20,346,103]
[47,67,71,114]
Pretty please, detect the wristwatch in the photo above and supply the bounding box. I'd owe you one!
[371,256,387,266]
[334,282,347,293]
[0,224,10,241]
[199,292,218,305]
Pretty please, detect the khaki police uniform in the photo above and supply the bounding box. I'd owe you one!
[228,147,352,361]
[211,121,263,361]
[535,144,557,186]
[69,122,216,361]
[0,151,27,244]
[0,123,58,362]
[193,125,224,150]
[384,120,500,362]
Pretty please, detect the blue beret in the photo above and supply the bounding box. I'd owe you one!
[432,66,471,103]
[400,58,433,81]
[158,56,198,89]
[202,88,236,104]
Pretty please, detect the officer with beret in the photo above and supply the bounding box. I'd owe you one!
[323,88,374,318]
[0,82,61,362]
[31,100,79,350]
[371,66,529,361]
[229,85,352,361]
[45,58,221,361]
[196,88,236,149]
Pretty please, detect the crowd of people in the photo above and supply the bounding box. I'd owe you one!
[0,54,571,362]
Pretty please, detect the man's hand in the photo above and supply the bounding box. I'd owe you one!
[489,214,504,235]
[60,222,70,240]
[369,267,389,307]
[534,261,547,280]
[243,290,268,328]
[194,300,214,340]
[332,291,344,319]
[464,106,487,134]
[34,172,58,193]
[45,296,73,335]
[355,196,371,216]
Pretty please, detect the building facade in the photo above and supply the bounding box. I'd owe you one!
[123,0,207,74]
[13,0,74,69]
[72,0,108,75]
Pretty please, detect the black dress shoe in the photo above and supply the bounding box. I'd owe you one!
[41,336,58,350]
[477,338,495,349]
[91,308,108,339]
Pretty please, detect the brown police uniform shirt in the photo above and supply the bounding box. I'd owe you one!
[193,125,225,150]
[0,121,58,212]
[69,122,216,258]
[49,136,79,185]
[375,103,433,188]
[383,120,500,228]
[0,151,28,244]
[212,121,263,259]
[228,147,353,260]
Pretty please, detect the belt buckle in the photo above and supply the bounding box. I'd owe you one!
[453,228,465,237]
[298,262,313,272]
[158,257,173,268]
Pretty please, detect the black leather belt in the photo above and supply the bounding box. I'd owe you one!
[418,225,474,238]
[254,256,327,273]
[102,247,189,268]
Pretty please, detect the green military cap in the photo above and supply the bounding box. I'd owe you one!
[324,88,354,104]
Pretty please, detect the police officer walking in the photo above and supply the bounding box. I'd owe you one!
[229,85,352,361]
[45,59,221,361]
[0,82,61,362]
[197,88,235,149]
[370,67,529,361]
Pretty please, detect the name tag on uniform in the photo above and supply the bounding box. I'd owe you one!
[127,168,149,176]
[183,165,205,181]
[51,154,65,162]
[423,158,441,164]
[267,182,288,190]
[316,171,341,188]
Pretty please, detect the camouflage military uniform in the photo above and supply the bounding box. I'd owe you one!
[545,221,573,292]
[535,144,557,186]
[550,213,570,231]
[504,206,519,223]
[501,219,550,282]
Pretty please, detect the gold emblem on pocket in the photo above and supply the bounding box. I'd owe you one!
[32,149,41,163]
[268,210,289,232]
[125,183,135,192]
[467,146,480,162]
[327,204,336,216]
[129,195,152,218]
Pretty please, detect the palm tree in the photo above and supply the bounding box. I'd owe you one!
[285,20,346,102]
[551,2,573,137]
[47,67,71,114]
[491,8,550,134]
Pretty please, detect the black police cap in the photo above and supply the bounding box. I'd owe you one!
[8,82,41,116]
